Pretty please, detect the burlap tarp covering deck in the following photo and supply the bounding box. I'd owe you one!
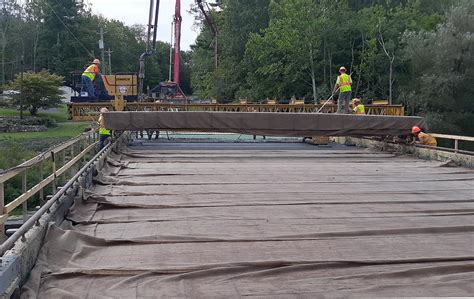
[103,111,426,136]
[22,143,474,298]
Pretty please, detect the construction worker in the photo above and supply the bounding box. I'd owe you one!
[81,59,101,98]
[412,126,437,147]
[98,107,111,149]
[333,66,352,114]
[352,98,365,115]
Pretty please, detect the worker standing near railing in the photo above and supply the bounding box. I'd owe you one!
[412,126,437,147]
[333,66,352,114]
[98,107,111,149]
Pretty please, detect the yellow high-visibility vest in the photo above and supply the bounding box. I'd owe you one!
[353,104,365,114]
[337,74,352,92]
[82,64,98,81]
[98,115,110,136]
[419,132,437,146]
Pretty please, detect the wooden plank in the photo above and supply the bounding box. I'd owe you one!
[0,152,52,184]
[0,213,8,225]
[54,142,97,178]
[4,142,97,214]
[4,175,55,214]
[0,131,96,183]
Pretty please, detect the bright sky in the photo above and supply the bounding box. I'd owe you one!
[85,0,199,50]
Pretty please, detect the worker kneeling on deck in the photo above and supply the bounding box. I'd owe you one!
[412,126,437,147]
[98,107,111,149]
[352,98,365,115]
[81,59,100,98]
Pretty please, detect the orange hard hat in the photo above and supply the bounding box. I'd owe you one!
[412,126,421,134]
[93,59,101,64]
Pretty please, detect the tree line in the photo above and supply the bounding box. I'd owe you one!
[191,0,473,136]
[0,0,192,94]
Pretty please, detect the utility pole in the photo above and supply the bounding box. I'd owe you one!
[20,55,24,119]
[99,28,106,74]
[106,48,113,75]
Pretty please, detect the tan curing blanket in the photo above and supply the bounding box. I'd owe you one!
[22,145,474,298]
[102,111,426,136]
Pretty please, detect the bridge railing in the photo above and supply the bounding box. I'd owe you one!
[0,130,98,234]
[68,103,405,121]
[429,134,474,154]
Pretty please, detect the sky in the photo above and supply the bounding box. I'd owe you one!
[85,0,199,50]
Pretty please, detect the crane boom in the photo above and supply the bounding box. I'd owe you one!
[138,0,161,99]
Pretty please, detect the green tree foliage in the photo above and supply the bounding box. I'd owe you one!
[8,71,64,115]
[191,0,271,102]
[402,0,474,135]
[191,0,471,135]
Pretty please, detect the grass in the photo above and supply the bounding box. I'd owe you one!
[0,103,91,159]
[0,103,90,141]
[0,122,89,141]
[0,104,69,122]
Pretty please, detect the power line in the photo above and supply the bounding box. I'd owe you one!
[43,1,95,59]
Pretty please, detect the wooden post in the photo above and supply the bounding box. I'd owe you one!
[70,144,75,178]
[39,160,44,205]
[22,171,27,223]
[0,182,5,238]
[52,152,57,193]
[61,150,66,184]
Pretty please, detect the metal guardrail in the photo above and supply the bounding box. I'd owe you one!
[68,103,405,121]
[0,130,98,230]
[430,134,474,153]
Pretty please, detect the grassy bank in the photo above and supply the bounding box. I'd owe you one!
[0,122,89,141]
[0,105,91,169]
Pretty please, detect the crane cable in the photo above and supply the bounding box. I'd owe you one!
[43,1,96,59]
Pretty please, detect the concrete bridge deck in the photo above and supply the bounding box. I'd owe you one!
[19,137,474,297]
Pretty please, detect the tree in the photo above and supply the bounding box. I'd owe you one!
[8,71,64,115]
[1,0,21,86]
[402,0,474,135]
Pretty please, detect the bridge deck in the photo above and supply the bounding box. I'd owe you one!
[22,139,474,297]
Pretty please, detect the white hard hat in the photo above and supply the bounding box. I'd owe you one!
[339,66,346,72]
[93,59,101,64]
[100,107,109,113]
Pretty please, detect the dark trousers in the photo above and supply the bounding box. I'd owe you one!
[337,91,352,114]
[99,134,110,150]
[81,76,95,97]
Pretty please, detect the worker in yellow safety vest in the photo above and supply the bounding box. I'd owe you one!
[412,126,437,147]
[98,107,111,149]
[352,98,365,115]
[333,66,352,114]
[81,59,101,98]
